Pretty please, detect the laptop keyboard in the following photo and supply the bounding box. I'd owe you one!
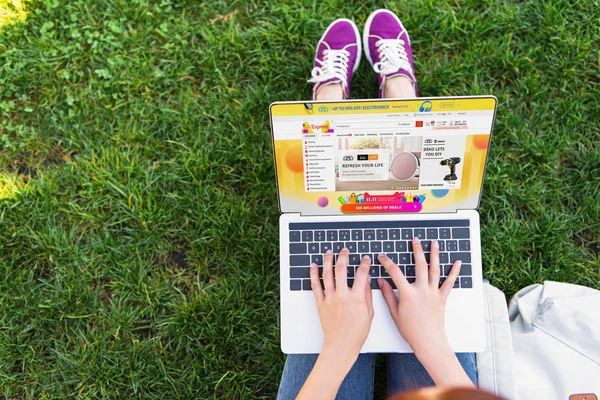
[288,219,474,291]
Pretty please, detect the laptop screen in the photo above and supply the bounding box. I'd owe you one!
[270,96,497,215]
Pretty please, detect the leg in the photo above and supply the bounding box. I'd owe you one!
[386,352,478,395]
[309,19,361,100]
[277,353,375,400]
[363,9,418,99]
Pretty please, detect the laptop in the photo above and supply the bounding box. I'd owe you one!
[269,96,498,353]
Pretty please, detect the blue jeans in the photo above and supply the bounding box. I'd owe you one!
[277,353,477,399]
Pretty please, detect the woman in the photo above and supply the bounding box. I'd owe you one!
[277,9,502,400]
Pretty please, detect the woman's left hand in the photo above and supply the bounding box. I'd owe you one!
[297,249,374,400]
[311,248,374,362]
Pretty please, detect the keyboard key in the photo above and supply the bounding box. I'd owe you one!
[446,240,458,252]
[369,266,379,277]
[345,242,357,253]
[439,277,446,287]
[380,266,390,277]
[311,254,323,265]
[395,241,407,252]
[290,243,307,254]
[385,253,398,264]
[384,278,397,289]
[302,231,313,242]
[382,241,394,252]
[320,242,332,253]
[347,278,354,288]
[333,242,344,253]
[450,252,472,263]
[352,230,363,240]
[308,243,320,253]
[439,228,451,239]
[290,280,302,291]
[460,277,473,288]
[401,229,413,240]
[389,229,401,240]
[405,265,416,276]
[349,254,361,265]
[339,230,351,241]
[439,252,449,264]
[421,240,431,251]
[290,267,310,278]
[376,229,388,240]
[327,230,338,241]
[452,228,470,239]
[370,279,380,289]
[443,265,453,276]
[453,279,459,288]
[414,229,425,239]
[347,266,355,278]
[302,279,311,290]
[290,255,310,266]
[426,228,438,239]
[358,242,370,252]
[398,253,411,264]
[459,240,471,251]
[318,267,323,277]
[370,242,382,253]
[413,252,431,264]
[460,264,472,276]
[407,277,416,284]
[438,240,445,251]
[290,231,301,242]
[314,231,325,241]
[364,230,375,240]
[372,254,381,265]
[408,241,413,252]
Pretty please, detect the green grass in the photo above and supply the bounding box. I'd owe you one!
[0,0,598,398]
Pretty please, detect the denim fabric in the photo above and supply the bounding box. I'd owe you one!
[277,352,477,399]
[277,353,375,400]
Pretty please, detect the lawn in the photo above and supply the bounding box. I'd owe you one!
[0,0,598,398]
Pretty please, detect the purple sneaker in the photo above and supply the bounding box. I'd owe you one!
[309,18,361,100]
[363,9,417,98]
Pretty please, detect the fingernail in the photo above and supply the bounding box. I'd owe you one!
[362,255,371,261]
[325,249,332,255]
[310,263,317,268]
[378,252,385,258]
[432,240,438,248]
[377,278,383,288]
[341,247,348,252]
[414,237,420,243]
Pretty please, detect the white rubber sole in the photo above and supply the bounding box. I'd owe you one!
[314,18,362,74]
[362,9,411,67]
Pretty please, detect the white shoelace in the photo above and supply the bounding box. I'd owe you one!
[372,38,413,76]
[308,48,350,84]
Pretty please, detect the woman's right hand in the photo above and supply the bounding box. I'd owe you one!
[377,237,474,387]
[376,237,460,353]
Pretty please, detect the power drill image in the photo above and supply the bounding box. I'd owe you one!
[440,157,461,181]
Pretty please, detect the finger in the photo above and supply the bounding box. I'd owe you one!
[310,263,325,302]
[322,249,335,293]
[378,253,411,294]
[440,260,462,298]
[364,274,373,311]
[335,248,349,291]
[377,277,399,315]
[429,240,441,288]
[412,237,428,286]
[353,255,371,290]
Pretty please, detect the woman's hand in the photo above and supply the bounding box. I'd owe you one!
[297,249,374,400]
[312,248,374,360]
[377,237,474,388]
